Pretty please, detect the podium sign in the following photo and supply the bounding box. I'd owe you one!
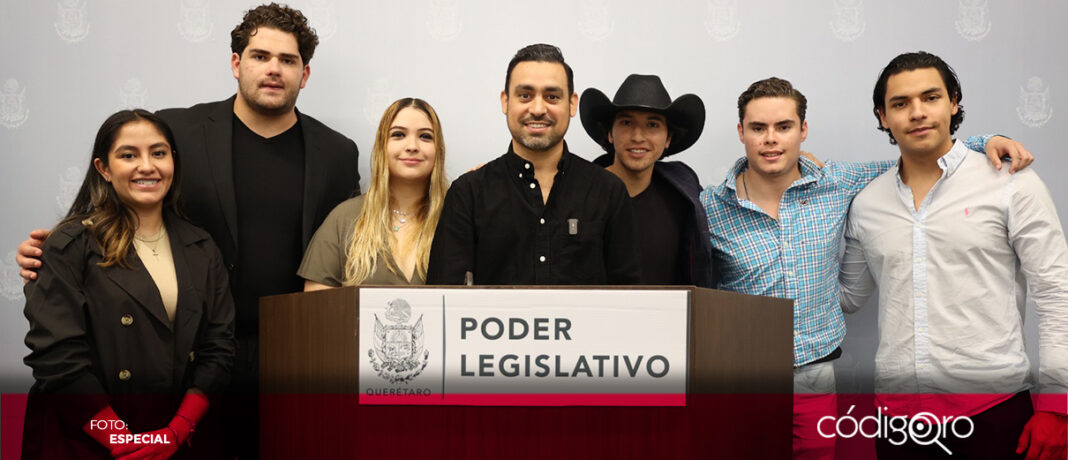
[260,285,793,458]
[358,288,689,406]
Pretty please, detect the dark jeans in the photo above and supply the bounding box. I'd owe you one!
[876,391,1033,460]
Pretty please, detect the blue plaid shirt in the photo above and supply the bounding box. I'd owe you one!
[700,137,990,367]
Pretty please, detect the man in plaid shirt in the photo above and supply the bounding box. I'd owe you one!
[699,77,1032,459]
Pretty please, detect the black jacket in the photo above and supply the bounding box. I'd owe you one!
[22,212,235,458]
[157,97,360,335]
[594,154,717,287]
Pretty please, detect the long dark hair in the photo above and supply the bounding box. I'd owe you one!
[59,109,182,268]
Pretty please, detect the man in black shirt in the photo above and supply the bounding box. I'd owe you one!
[579,74,715,286]
[427,44,640,285]
[16,4,360,457]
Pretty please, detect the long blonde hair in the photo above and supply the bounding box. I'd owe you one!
[343,98,449,284]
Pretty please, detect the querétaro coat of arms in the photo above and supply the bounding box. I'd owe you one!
[1017,77,1053,128]
[368,299,429,384]
[955,0,991,42]
[704,0,740,42]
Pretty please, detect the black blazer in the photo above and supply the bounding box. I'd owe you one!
[157,97,362,274]
[22,213,235,458]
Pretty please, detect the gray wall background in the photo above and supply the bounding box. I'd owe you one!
[0,0,1064,397]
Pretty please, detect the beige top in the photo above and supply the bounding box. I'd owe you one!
[298,195,426,286]
[133,225,178,323]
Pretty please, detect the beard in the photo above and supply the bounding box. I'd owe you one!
[515,132,561,152]
[237,77,299,116]
[511,116,565,152]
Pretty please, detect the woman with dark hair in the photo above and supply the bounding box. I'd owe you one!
[22,109,235,459]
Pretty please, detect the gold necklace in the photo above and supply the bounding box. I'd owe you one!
[135,227,166,258]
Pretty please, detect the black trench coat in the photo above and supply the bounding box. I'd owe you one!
[21,212,235,459]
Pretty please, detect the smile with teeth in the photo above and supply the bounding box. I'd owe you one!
[133,179,161,185]
[760,151,783,159]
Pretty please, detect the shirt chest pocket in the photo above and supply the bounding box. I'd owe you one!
[552,218,606,281]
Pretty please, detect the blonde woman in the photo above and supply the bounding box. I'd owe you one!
[300,98,448,288]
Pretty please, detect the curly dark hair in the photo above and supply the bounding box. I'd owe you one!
[230,3,319,64]
[872,51,965,145]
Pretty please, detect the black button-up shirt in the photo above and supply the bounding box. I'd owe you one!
[427,143,641,285]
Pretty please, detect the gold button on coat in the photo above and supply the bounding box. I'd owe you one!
[118,370,131,381]
[189,351,195,362]
[120,314,133,327]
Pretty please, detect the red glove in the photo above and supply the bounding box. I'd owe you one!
[112,391,211,459]
[167,390,210,446]
[1015,411,1067,460]
[82,405,139,457]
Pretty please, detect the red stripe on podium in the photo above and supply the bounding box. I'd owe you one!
[359,393,686,406]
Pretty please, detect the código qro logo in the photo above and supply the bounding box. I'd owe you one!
[818,405,974,455]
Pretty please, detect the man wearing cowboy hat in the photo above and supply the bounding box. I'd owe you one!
[580,74,714,286]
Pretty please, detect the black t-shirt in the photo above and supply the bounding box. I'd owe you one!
[230,115,305,335]
[631,173,688,285]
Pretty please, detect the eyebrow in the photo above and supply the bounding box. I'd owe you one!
[389,125,435,133]
[114,142,170,151]
[888,87,943,103]
[747,120,794,127]
[247,48,301,61]
[514,84,563,94]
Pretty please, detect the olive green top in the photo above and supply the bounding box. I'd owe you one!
[298,195,425,286]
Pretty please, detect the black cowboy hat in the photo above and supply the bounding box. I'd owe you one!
[580,74,705,158]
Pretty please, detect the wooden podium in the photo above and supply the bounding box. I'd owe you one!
[259,286,792,459]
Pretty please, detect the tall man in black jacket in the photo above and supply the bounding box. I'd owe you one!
[16,4,360,457]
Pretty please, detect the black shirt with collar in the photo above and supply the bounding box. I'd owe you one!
[427,143,641,285]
